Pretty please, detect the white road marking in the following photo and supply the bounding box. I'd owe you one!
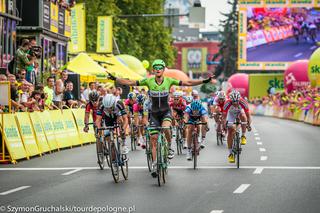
[3,166,320,170]
[294,52,303,58]
[261,156,268,161]
[257,142,263,145]
[255,137,261,140]
[254,133,259,136]
[61,168,82,176]
[0,186,31,195]
[310,46,317,50]
[259,148,266,152]
[210,211,224,213]
[253,167,264,174]
[233,184,250,194]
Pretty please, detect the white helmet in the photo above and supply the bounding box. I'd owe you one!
[229,90,241,102]
[217,91,226,100]
[173,91,183,98]
[192,90,199,96]
[102,94,116,108]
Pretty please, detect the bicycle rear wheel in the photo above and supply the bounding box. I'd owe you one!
[130,124,137,151]
[109,141,120,183]
[96,136,106,170]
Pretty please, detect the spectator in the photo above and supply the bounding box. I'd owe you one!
[0,74,7,81]
[15,39,34,75]
[19,82,35,109]
[53,77,64,108]
[80,86,86,104]
[29,90,44,111]
[7,74,25,112]
[83,82,96,101]
[60,70,69,86]
[44,77,55,109]
[63,81,78,108]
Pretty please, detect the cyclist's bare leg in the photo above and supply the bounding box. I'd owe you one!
[162,120,172,148]
[200,116,208,139]
[227,126,236,153]
[150,134,158,162]
[239,113,247,136]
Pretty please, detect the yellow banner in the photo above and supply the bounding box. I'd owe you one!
[50,2,59,33]
[29,113,51,153]
[71,108,95,144]
[97,16,113,53]
[61,109,81,146]
[49,110,72,148]
[2,114,28,161]
[39,111,59,150]
[69,3,86,53]
[64,10,71,37]
[249,74,284,100]
[0,0,6,13]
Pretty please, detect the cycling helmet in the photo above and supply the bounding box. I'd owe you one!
[173,91,183,98]
[89,91,99,102]
[102,94,116,108]
[152,59,166,68]
[217,91,226,100]
[127,92,136,100]
[192,90,199,96]
[190,100,202,111]
[185,96,193,103]
[229,90,241,102]
[136,94,145,104]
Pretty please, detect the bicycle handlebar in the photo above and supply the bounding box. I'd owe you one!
[97,125,120,131]
[185,122,207,125]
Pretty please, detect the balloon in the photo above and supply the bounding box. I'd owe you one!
[227,73,249,98]
[142,60,150,69]
[284,60,310,92]
[308,48,320,87]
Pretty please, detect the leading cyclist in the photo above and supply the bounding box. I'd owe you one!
[108,59,215,177]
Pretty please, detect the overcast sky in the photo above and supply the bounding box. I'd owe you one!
[200,0,231,31]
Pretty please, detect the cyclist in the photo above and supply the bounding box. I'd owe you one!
[95,94,129,154]
[170,91,187,147]
[192,90,200,100]
[84,91,100,132]
[134,94,147,148]
[108,59,214,177]
[184,100,209,160]
[211,91,227,136]
[185,95,193,106]
[124,92,136,116]
[222,90,251,163]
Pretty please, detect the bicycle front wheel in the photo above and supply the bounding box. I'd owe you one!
[145,133,152,172]
[176,127,181,155]
[96,137,106,170]
[236,138,240,169]
[121,154,129,180]
[109,141,120,183]
[193,134,198,170]
[157,137,164,187]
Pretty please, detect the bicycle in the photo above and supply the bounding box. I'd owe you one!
[146,126,171,186]
[98,124,129,183]
[144,126,152,172]
[90,123,110,170]
[228,118,247,169]
[185,121,207,170]
[213,112,224,146]
[129,116,137,151]
[175,117,184,155]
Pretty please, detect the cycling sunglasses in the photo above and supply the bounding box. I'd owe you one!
[153,65,164,71]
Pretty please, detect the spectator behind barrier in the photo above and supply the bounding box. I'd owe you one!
[63,81,78,108]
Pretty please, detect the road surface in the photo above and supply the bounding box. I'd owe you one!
[1,116,320,213]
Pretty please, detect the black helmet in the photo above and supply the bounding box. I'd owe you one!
[89,91,99,102]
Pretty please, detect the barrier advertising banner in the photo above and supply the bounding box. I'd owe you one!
[38,111,59,151]
[29,113,51,153]
[49,110,72,148]
[61,109,81,146]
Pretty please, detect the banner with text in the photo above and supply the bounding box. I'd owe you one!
[69,3,86,53]
[96,16,113,53]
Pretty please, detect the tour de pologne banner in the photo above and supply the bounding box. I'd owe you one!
[69,3,86,53]
[96,16,113,53]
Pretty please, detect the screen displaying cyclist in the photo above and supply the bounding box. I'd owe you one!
[184,100,209,160]
[222,90,251,163]
[108,59,215,177]
[95,94,129,154]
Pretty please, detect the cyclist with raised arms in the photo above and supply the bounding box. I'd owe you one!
[95,94,129,154]
[222,90,251,163]
[108,59,214,177]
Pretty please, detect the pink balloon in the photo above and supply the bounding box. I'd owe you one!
[228,73,249,98]
[284,60,310,92]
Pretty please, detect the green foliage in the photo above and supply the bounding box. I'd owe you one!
[212,0,238,77]
[200,83,217,94]
[78,0,176,67]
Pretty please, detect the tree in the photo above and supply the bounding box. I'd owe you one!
[78,0,176,67]
[212,0,238,77]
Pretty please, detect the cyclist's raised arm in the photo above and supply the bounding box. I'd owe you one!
[181,75,215,86]
[108,73,138,86]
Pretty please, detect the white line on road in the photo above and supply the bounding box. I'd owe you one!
[210,211,224,213]
[233,184,250,194]
[254,133,259,136]
[255,137,261,140]
[257,142,263,145]
[253,167,264,174]
[310,46,317,50]
[261,156,268,161]
[259,148,266,152]
[61,168,82,176]
[0,186,31,195]
[294,52,303,58]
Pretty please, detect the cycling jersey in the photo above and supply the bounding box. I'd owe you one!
[223,98,249,114]
[169,99,187,112]
[97,100,127,126]
[137,76,181,113]
[213,97,226,112]
[85,102,98,122]
[185,104,207,120]
[133,103,145,116]
[124,99,136,114]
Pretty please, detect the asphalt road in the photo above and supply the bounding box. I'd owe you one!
[1,116,320,213]
[247,32,320,62]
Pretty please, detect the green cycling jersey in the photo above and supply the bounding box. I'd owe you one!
[137,76,181,113]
